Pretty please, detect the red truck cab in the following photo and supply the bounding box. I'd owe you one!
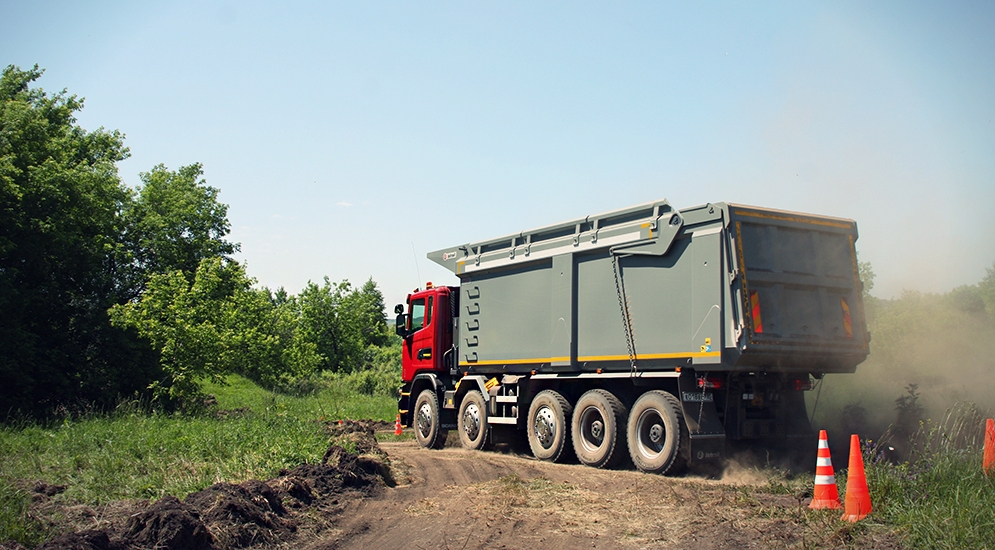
[395,284,456,383]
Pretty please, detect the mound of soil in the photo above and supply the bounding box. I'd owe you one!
[32,436,392,550]
[122,496,212,550]
[323,418,393,438]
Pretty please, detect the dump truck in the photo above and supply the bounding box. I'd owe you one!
[394,199,868,474]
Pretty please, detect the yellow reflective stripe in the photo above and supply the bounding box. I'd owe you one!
[458,351,720,367]
[841,297,853,338]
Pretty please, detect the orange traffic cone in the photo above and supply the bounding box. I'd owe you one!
[395,413,403,436]
[840,434,872,522]
[809,430,842,509]
[984,418,994,476]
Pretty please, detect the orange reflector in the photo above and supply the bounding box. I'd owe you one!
[841,297,853,338]
[749,290,763,333]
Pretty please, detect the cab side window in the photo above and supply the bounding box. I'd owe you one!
[410,298,426,332]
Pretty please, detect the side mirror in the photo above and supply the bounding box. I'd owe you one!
[394,304,404,315]
[394,313,408,338]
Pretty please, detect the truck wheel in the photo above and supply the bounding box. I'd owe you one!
[627,390,688,475]
[414,389,448,449]
[458,390,489,450]
[527,390,573,462]
[572,389,627,468]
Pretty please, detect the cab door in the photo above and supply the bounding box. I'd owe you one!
[402,294,436,380]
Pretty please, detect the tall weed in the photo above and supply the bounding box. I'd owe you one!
[854,403,994,549]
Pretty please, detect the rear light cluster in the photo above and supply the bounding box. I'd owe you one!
[696,376,724,390]
[749,290,763,333]
[841,297,853,338]
[793,377,814,391]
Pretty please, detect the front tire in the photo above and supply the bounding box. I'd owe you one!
[527,390,573,462]
[572,389,627,468]
[627,390,688,475]
[414,389,447,449]
[458,390,489,450]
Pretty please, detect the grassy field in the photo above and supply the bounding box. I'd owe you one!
[0,374,396,546]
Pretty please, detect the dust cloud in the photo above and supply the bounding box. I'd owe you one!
[806,278,995,460]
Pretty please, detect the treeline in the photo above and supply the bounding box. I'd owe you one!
[814,260,995,451]
[0,65,391,417]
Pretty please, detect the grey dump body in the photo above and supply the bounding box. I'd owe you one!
[428,199,868,376]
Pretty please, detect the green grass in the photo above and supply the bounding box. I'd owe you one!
[0,374,396,545]
[0,478,46,547]
[858,444,995,548]
[832,406,995,549]
[852,418,995,548]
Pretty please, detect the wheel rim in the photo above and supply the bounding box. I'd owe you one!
[533,405,557,449]
[578,406,606,452]
[462,402,481,441]
[635,409,665,458]
[417,401,433,438]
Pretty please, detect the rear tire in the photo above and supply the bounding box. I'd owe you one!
[572,389,627,468]
[527,390,573,462]
[414,389,447,449]
[627,390,688,475]
[458,390,489,450]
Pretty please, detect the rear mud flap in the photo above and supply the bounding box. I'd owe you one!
[678,374,726,464]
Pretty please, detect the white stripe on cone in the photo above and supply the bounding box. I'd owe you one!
[814,475,836,485]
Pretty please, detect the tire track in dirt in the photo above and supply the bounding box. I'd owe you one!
[307,443,549,549]
[309,440,731,550]
[307,439,900,550]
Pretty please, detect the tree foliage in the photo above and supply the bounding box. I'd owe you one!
[0,64,159,416]
[120,163,238,297]
[109,258,322,404]
[980,261,995,321]
[286,277,390,374]
[858,258,875,301]
[0,66,248,415]
[0,64,396,415]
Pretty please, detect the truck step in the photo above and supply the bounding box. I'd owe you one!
[487,417,517,425]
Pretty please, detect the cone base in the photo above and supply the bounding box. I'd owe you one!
[841,512,869,522]
[808,499,842,510]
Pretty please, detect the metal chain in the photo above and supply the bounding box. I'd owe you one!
[611,254,638,374]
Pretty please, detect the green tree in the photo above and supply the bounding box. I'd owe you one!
[350,278,390,348]
[109,258,322,404]
[858,258,875,300]
[120,163,238,298]
[0,64,159,416]
[980,261,995,321]
[296,278,363,372]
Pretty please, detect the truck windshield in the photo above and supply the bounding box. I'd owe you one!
[410,298,426,332]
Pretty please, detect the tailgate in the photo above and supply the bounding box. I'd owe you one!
[729,205,868,371]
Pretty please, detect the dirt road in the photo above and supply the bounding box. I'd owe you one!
[307,439,897,550]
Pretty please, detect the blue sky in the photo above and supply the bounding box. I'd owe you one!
[4,1,993,308]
